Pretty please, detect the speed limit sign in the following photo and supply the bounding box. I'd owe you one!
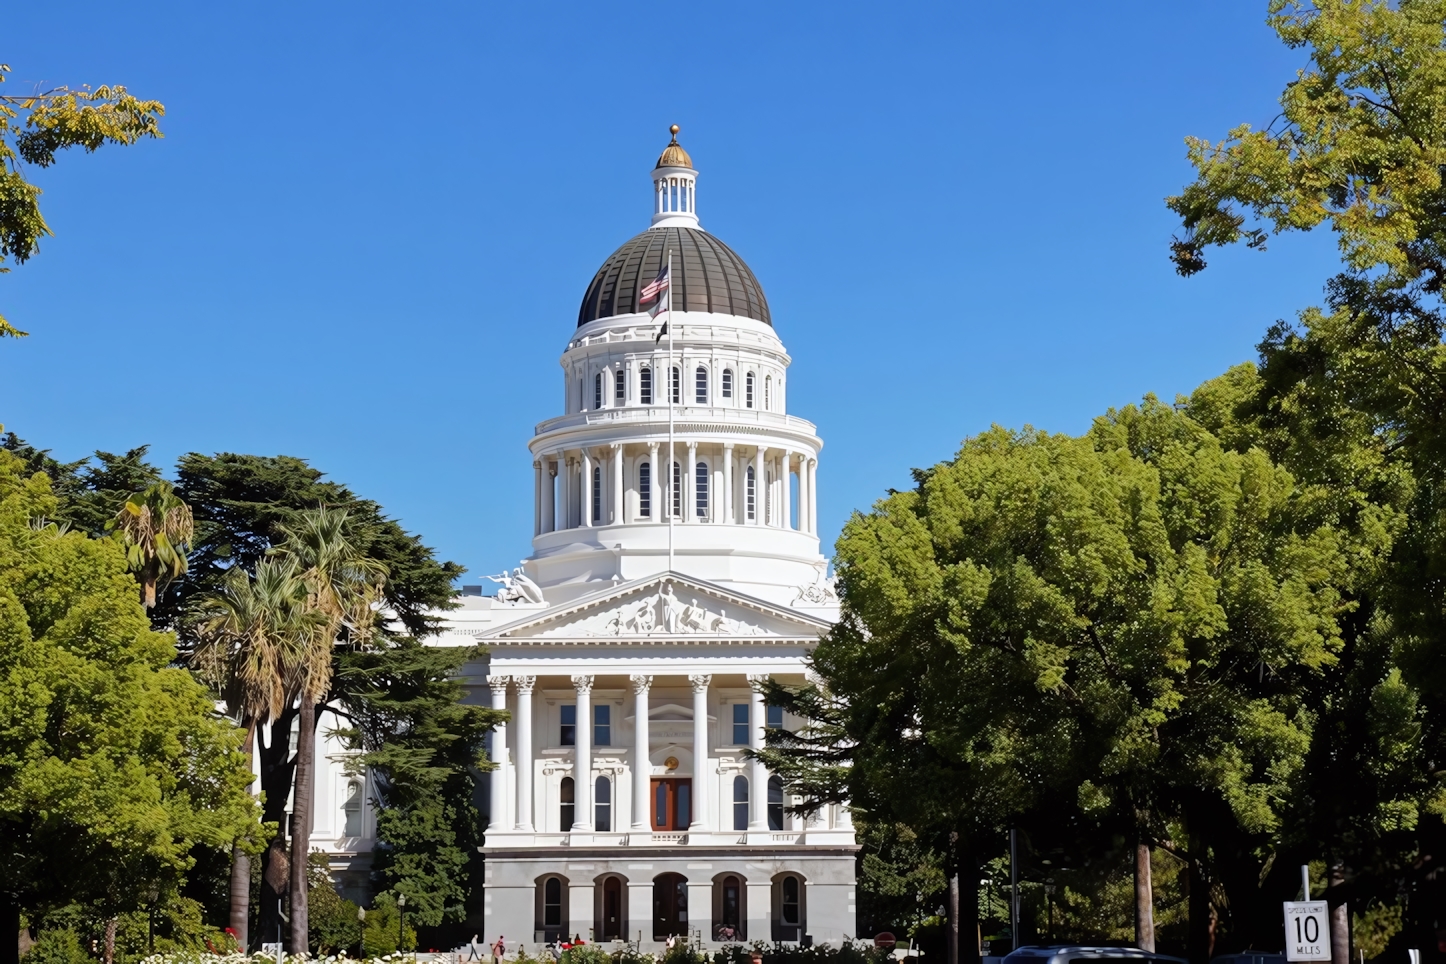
[1284,900,1330,961]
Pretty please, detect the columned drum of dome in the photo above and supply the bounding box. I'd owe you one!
[576,227,771,327]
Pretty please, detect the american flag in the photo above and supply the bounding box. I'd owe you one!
[639,264,670,306]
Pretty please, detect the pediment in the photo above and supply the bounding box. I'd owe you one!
[483,573,832,643]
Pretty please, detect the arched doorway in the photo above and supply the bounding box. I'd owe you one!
[597,875,626,941]
[652,872,688,940]
[770,872,806,942]
[712,873,746,941]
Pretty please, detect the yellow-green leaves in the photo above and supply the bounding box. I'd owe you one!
[0,64,164,338]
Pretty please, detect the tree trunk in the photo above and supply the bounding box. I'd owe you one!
[1186,826,1213,964]
[229,720,257,949]
[958,847,982,964]
[3,894,21,964]
[1135,840,1156,952]
[256,710,298,950]
[948,871,960,964]
[102,917,117,964]
[1328,860,1349,964]
[289,699,317,955]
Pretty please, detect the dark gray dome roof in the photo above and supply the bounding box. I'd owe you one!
[577,226,771,327]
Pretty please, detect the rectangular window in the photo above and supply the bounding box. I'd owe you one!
[767,704,783,729]
[641,367,653,405]
[639,461,652,518]
[594,373,603,410]
[560,704,576,746]
[696,462,709,517]
[672,462,681,518]
[746,466,756,521]
[616,368,625,403]
[670,367,680,404]
[595,776,611,832]
[746,373,754,408]
[722,369,733,398]
[696,367,707,404]
[592,466,602,525]
[594,704,611,746]
[732,703,749,745]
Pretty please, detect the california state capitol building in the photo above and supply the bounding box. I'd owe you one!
[304,127,857,950]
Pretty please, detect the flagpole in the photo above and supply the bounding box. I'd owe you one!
[666,249,675,574]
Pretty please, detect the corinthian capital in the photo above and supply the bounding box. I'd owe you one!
[572,674,595,695]
[488,675,511,695]
[630,674,653,695]
[688,673,712,693]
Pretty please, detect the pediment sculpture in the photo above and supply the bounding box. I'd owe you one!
[559,583,768,637]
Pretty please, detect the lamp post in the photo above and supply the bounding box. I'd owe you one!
[397,894,406,954]
[357,907,366,958]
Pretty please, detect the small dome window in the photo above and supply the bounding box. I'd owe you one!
[594,373,603,410]
[745,372,755,409]
[722,369,733,399]
[640,366,653,405]
[695,366,708,404]
[696,462,709,517]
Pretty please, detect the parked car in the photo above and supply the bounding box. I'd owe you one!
[1003,946,1187,964]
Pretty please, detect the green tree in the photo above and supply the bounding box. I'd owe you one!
[0,64,163,338]
[109,481,194,609]
[190,558,325,950]
[0,449,260,964]
[270,507,387,953]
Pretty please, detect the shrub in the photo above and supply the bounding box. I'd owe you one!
[22,929,89,964]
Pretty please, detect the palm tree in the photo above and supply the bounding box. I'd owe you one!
[109,480,194,608]
[271,507,388,953]
[190,558,324,951]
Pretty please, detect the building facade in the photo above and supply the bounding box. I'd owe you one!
[311,128,856,950]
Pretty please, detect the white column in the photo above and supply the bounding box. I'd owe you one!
[781,449,793,531]
[561,455,574,529]
[689,674,711,831]
[630,674,652,831]
[686,440,698,522]
[755,447,768,526]
[723,443,734,524]
[542,460,556,534]
[513,674,536,832]
[533,462,542,537]
[648,443,660,523]
[808,458,818,534]
[582,449,594,526]
[572,675,594,832]
[488,675,510,831]
[747,675,767,831]
[611,443,623,524]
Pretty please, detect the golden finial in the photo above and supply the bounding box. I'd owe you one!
[670,124,680,139]
[655,125,693,169]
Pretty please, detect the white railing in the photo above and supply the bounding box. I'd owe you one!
[534,406,817,438]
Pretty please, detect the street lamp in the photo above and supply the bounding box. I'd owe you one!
[357,907,366,957]
[397,894,406,954]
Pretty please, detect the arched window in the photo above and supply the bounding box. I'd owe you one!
[592,465,602,524]
[639,461,652,518]
[721,875,742,936]
[671,462,681,518]
[670,367,681,404]
[640,366,653,405]
[767,775,784,831]
[342,779,363,837]
[594,372,603,410]
[722,369,733,399]
[745,372,755,408]
[560,777,575,831]
[746,465,756,521]
[733,775,749,831]
[695,366,708,404]
[615,367,625,403]
[765,375,772,410]
[781,875,801,925]
[544,876,564,927]
[595,775,612,831]
[696,462,709,517]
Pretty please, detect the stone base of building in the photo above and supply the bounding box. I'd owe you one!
[482,846,857,953]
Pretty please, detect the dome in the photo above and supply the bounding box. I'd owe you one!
[576,226,772,327]
[655,125,692,169]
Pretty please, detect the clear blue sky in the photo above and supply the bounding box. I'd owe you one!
[2,3,1344,582]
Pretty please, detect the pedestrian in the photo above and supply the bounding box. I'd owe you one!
[468,935,484,961]
[491,935,506,964]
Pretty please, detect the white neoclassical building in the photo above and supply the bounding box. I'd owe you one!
[308,128,856,950]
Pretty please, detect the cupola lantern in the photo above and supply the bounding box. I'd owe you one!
[651,124,699,229]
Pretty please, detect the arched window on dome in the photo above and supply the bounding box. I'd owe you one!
[745,372,755,409]
[722,369,733,399]
[672,462,682,519]
[640,366,653,405]
[746,465,756,521]
[765,375,772,411]
[670,367,681,405]
[615,367,625,404]
[695,366,708,404]
[696,462,709,518]
[592,466,602,524]
[594,372,603,411]
[639,461,652,518]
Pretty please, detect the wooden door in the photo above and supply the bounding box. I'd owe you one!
[650,778,692,831]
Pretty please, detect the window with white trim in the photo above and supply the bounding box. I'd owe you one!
[640,366,653,405]
[594,372,603,410]
[615,368,625,403]
[639,461,652,518]
[745,372,755,408]
[722,368,733,399]
[695,462,709,517]
[672,461,681,518]
[695,366,708,404]
[746,466,756,521]
[592,466,602,524]
[670,367,681,404]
